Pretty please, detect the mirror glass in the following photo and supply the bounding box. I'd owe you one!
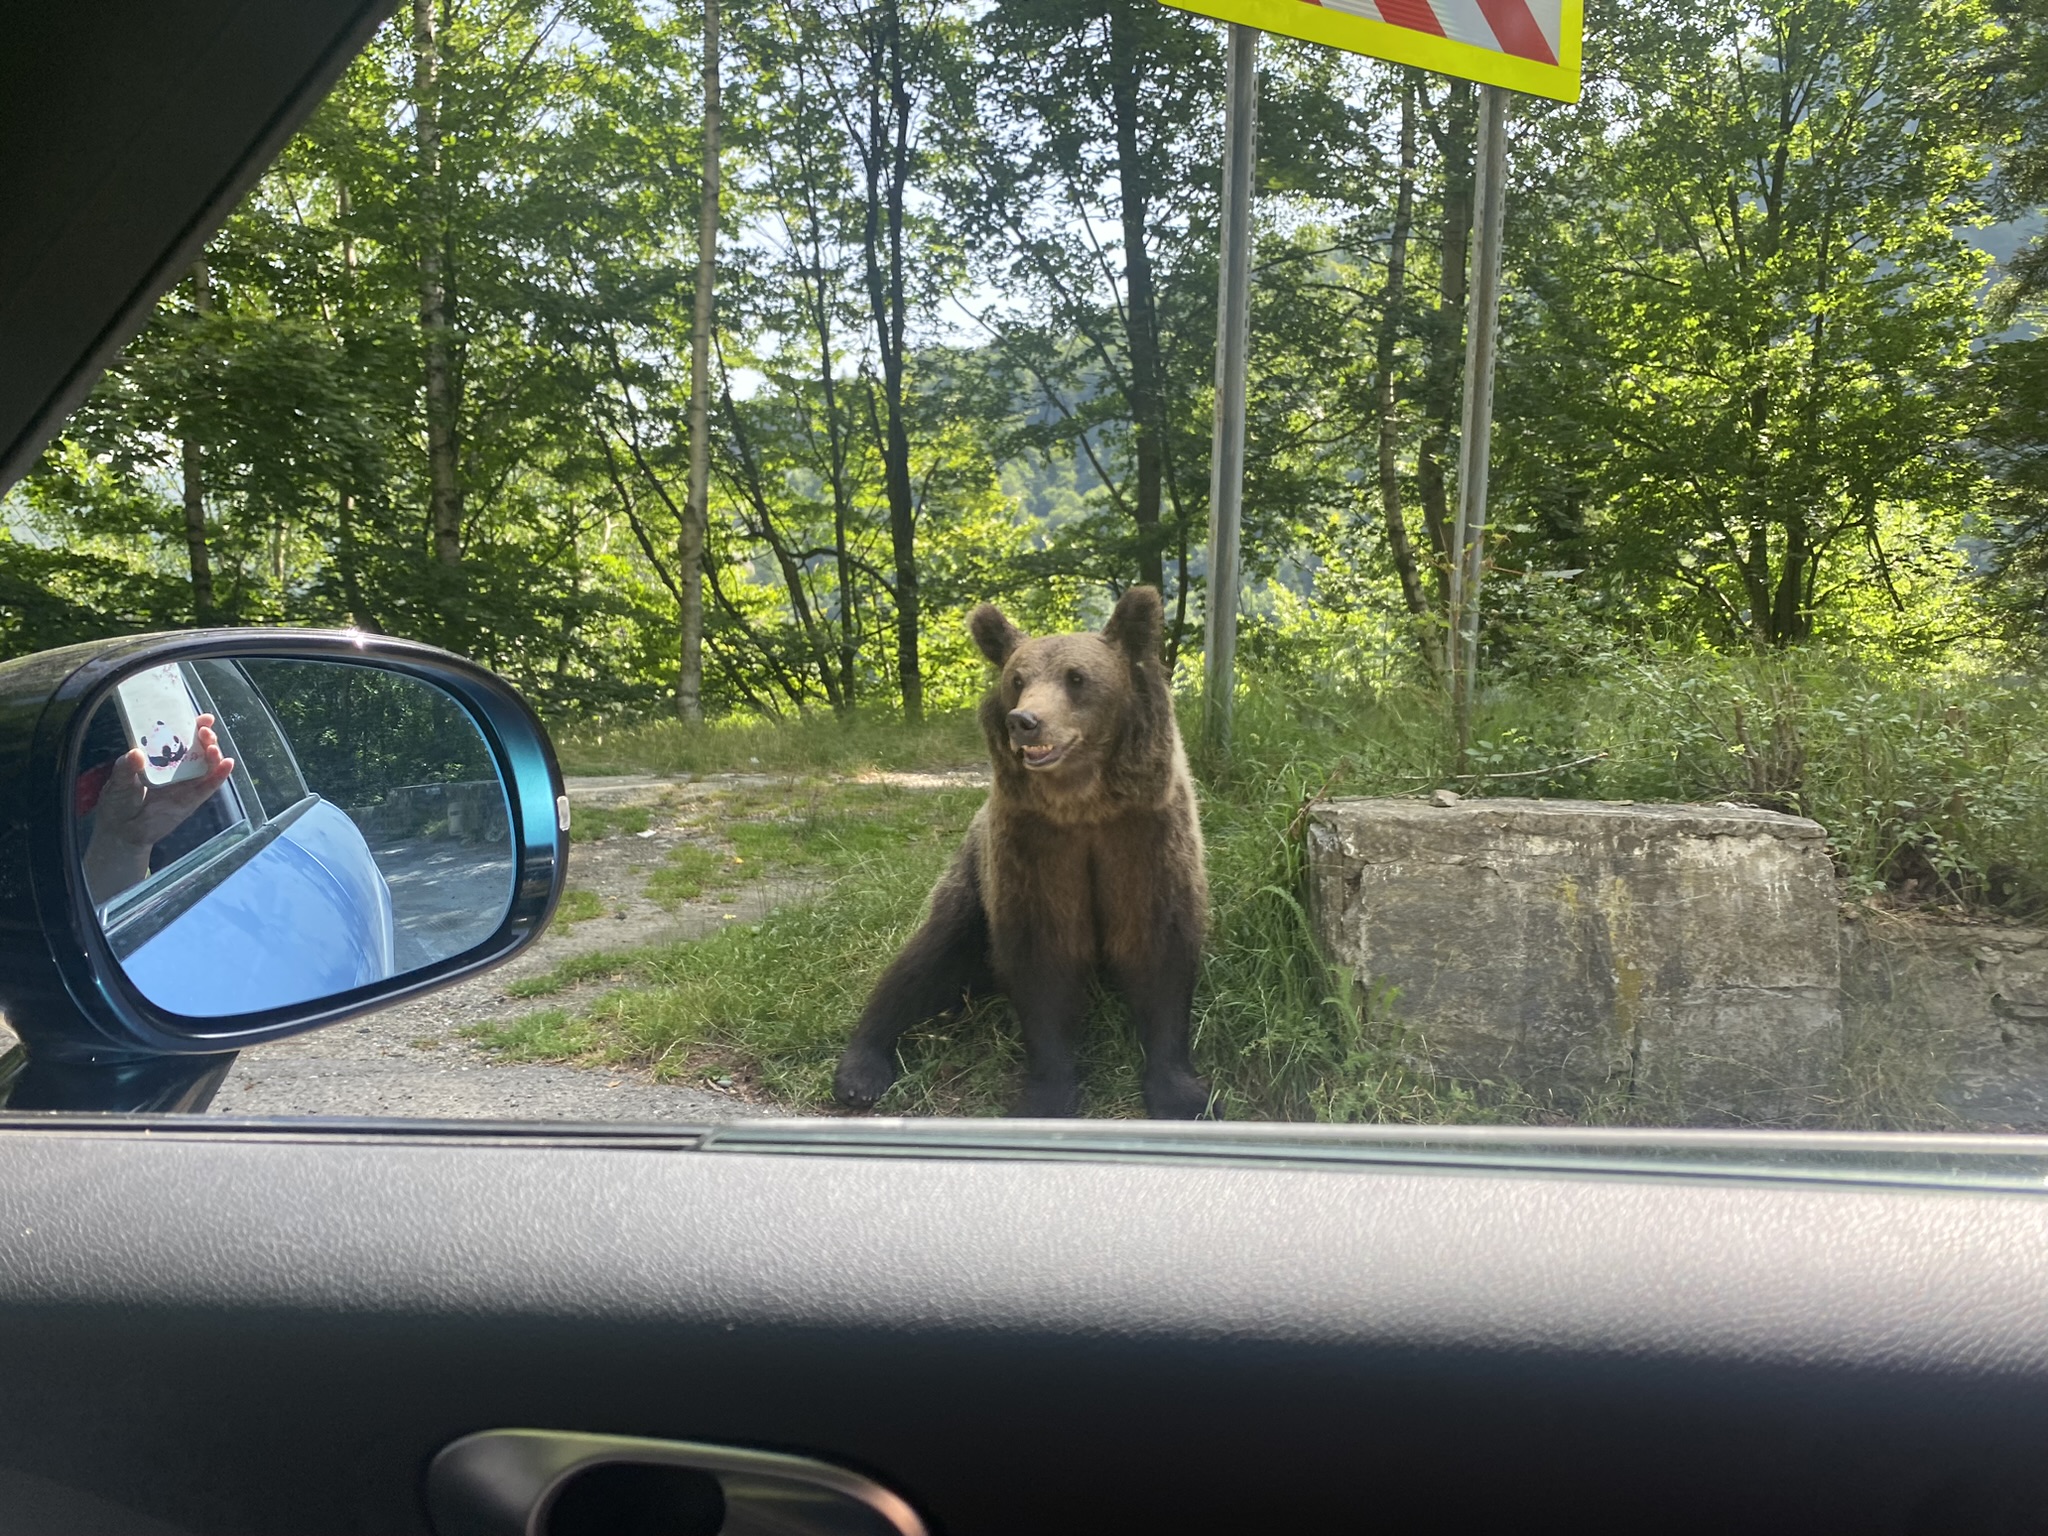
[74,657,514,1019]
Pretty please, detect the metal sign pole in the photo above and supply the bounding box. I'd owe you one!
[1201,22,1258,761]
[1449,82,1508,752]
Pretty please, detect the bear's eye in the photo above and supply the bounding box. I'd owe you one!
[1010,674,1023,694]
[1066,669,1085,689]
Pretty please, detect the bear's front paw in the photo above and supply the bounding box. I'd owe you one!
[1011,1076,1081,1118]
[1144,1071,1217,1121]
[833,1044,899,1110]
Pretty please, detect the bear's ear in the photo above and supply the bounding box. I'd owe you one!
[968,603,1025,666]
[1101,585,1164,663]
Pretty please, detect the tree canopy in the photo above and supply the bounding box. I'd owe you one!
[4,0,2042,713]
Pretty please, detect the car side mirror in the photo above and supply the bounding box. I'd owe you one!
[0,631,568,1112]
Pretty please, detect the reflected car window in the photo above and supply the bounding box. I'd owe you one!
[193,659,309,820]
[239,659,515,972]
[76,686,247,910]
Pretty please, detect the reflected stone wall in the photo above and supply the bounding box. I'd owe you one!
[343,780,509,844]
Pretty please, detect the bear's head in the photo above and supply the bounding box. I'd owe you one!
[967,586,1167,789]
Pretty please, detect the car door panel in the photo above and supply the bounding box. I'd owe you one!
[1,1120,2046,1535]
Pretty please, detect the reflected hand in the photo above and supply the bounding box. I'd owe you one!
[82,715,236,904]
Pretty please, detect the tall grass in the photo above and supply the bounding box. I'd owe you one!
[1220,648,2048,916]
[1581,652,2048,912]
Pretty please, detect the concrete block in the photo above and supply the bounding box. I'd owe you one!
[1306,798,1842,1123]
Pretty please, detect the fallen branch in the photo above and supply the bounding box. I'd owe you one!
[1452,751,1609,783]
[1285,757,1354,843]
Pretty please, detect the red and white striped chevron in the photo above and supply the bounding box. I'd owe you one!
[1302,0,1563,64]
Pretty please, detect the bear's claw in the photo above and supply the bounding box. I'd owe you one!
[1144,1072,1217,1121]
[832,1046,898,1110]
[1010,1078,1083,1118]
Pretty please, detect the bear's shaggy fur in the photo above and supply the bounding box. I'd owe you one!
[832,586,1212,1119]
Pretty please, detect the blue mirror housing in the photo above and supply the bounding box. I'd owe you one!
[0,630,567,1110]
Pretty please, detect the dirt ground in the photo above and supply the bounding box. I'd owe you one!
[211,768,984,1121]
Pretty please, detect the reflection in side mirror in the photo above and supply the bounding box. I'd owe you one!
[77,658,514,1019]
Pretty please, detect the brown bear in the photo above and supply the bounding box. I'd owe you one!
[832,585,1212,1119]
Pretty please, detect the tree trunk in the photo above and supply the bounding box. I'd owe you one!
[819,299,859,710]
[180,258,216,623]
[413,0,462,567]
[679,0,719,724]
[1416,79,1474,619]
[794,128,859,710]
[720,387,844,709]
[861,0,921,723]
[335,491,383,633]
[1110,6,1166,593]
[325,180,384,634]
[1375,75,1434,678]
[1770,511,1812,644]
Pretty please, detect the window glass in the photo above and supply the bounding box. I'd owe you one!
[4,0,2045,1140]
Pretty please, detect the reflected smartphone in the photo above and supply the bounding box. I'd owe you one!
[113,664,210,787]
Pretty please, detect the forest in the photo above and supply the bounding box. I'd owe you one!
[2,0,2045,772]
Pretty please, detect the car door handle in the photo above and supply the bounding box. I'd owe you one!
[426,1430,928,1536]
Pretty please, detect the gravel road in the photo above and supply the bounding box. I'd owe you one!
[209,769,982,1121]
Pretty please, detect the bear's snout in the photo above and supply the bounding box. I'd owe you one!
[1007,708,1042,740]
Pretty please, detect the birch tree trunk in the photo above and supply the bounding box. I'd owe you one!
[180,258,216,622]
[860,0,921,723]
[413,0,462,567]
[1110,5,1167,593]
[678,0,720,723]
[1374,75,1436,677]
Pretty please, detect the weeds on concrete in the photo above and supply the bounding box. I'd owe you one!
[566,804,651,842]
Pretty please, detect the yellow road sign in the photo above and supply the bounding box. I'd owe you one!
[1161,0,1582,102]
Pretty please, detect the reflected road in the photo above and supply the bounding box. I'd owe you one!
[364,833,513,973]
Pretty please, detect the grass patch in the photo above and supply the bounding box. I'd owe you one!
[465,1008,607,1059]
[636,786,985,908]
[554,888,607,924]
[504,948,647,999]
[568,804,651,841]
[645,844,734,908]
[724,784,989,874]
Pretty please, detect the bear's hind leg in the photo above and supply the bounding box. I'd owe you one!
[833,857,992,1111]
[1113,922,1214,1120]
[1006,958,1091,1118]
